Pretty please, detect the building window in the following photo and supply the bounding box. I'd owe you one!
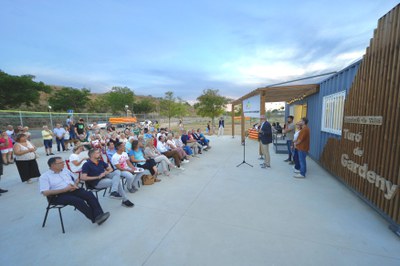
[321,91,346,135]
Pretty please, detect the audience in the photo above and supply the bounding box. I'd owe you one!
[81,149,134,207]
[157,135,184,170]
[4,119,218,229]
[39,157,110,225]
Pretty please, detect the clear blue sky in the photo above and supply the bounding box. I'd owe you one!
[0,0,398,102]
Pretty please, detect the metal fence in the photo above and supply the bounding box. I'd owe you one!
[0,110,227,130]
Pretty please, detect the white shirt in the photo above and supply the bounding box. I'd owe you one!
[157,141,169,153]
[293,130,301,142]
[166,139,176,149]
[39,168,75,193]
[173,138,184,148]
[6,130,14,138]
[53,127,66,138]
[111,152,130,170]
[64,131,70,140]
[69,153,86,172]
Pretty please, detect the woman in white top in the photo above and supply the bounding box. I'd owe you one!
[69,145,89,173]
[292,122,302,172]
[166,133,189,162]
[13,133,40,183]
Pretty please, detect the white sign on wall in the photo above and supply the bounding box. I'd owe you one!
[243,94,260,118]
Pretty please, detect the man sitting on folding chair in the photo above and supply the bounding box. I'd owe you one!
[81,149,134,208]
[39,157,110,225]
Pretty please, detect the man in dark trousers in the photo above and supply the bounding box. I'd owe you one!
[259,116,273,168]
[218,117,224,136]
[39,157,110,225]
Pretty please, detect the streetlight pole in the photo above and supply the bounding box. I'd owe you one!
[125,105,129,117]
[48,106,53,129]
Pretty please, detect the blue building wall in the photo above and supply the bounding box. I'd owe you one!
[286,60,362,161]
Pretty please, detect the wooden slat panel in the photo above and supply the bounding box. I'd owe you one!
[320,4,400,225]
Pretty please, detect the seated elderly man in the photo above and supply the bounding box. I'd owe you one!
[111,142,143,193]
[39,157,110,225]
[191,129,209,150]
[81,149,134,207]
[157,135,184,170]
[181,130,203,154]
[173,133,193,157]
[197,128,211,149]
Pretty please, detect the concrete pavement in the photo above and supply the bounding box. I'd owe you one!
[0,135,399,266]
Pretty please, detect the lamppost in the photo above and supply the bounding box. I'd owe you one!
[125,105,129,117]
[48,106,53,129]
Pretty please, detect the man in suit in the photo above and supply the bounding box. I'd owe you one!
[259,116,273,168]
[218,117,224,136]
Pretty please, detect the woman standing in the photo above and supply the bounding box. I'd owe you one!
[13,133,41,183]
[41,125,54,156]
[0,152,8,194]
[0,131,14,164]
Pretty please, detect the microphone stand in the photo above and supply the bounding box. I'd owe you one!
[236,136,253,167]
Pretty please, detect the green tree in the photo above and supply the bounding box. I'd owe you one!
[195,89,229,133]
[175,98,189,118]
[87,95,110,113]
[48,87,91,112]
[0,71,51,109]
[105,86,135,114]
[132,98,156,115]
[159,91,181,128]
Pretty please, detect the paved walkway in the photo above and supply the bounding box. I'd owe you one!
[1,136,399,266]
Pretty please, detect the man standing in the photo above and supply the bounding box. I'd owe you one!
[294,117,310,178]
[39,157,110,225]
[74,118,86,136]
[53,123,67,152]
[259,116,272,168]
[283,116,295,163]
[81,149,134,207]
[218,117,224,136]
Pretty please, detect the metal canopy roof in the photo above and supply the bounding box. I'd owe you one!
[231,84,320,105]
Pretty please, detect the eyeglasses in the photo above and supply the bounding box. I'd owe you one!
[55,161,65,165]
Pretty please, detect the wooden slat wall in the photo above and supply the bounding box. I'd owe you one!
[320,4,400,224]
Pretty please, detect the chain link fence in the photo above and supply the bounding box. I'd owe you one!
[0,110,234,130]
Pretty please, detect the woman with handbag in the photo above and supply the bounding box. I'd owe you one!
[129,140,160,181]
[13,133,41,184]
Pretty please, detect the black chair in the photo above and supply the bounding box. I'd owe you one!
[85,183,108,199]
[42,197,68,234]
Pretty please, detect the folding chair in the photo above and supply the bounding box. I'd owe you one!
[84,182,108,199]
[42,196,68,234]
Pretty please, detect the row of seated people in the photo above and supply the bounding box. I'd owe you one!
[45,128,212,227]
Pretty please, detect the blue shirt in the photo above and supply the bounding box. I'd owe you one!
[106,148,116,162]
[181,134,189,145]
[128,148,145,163]
[81,159,108,187]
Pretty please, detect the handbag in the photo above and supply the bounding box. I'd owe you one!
[141,174,155,185]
